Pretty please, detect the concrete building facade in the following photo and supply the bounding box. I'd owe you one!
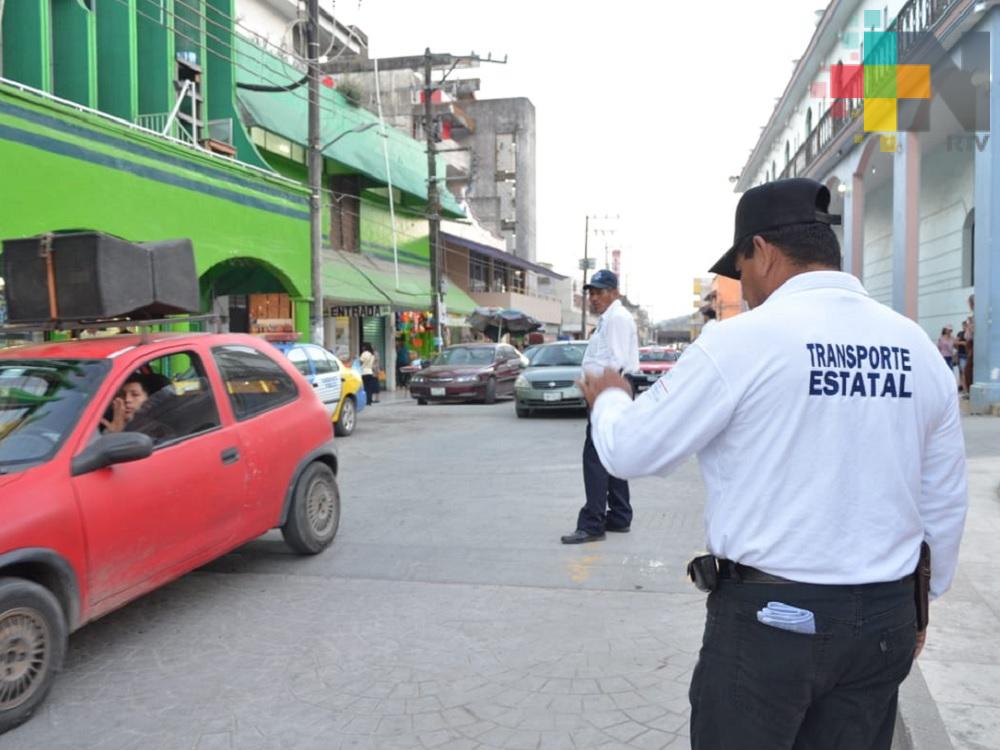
[736,0,999,412]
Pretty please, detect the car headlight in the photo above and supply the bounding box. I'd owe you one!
[515,375,529,388]
[410,375,425,384]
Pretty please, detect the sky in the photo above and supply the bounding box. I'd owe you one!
[339,0,823,321]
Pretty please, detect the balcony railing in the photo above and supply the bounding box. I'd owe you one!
[136,112,197,146]
[777,0,959,181]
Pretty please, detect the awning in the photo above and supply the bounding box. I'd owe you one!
[236,37,464,218]
[441,232,567,279]
[324,251,477,315]
[321,250,391,306]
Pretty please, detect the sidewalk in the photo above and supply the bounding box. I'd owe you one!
[898,415,1000,750]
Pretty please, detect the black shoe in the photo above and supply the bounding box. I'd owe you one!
[606,525,630,533]
[561,529,605,544]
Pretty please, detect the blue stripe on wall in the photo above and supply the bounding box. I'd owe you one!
[0,98,305,206]
[0,122,310,222]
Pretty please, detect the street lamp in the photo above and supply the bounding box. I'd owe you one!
[321,121,378,150]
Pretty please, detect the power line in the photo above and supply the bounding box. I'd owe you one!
[114,0,379,134]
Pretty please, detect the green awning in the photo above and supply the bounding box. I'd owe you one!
[237,38,464,218]
[326,252,476,315]
[322,250,390,305]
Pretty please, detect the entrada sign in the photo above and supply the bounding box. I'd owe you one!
[328,305,391,317]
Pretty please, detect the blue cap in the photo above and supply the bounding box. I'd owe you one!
[584,269,619,290]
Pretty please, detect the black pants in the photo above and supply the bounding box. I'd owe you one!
[362,374,379,403]
[690,576,916,750]
[577,420,632,534]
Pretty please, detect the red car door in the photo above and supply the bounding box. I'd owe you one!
[70,346,247,611]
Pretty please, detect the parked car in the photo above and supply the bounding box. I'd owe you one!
[0,332,340,734]
[409,343,526,404]
[636,346,681,392]
[271,341,365,436]
[513,341,588,417]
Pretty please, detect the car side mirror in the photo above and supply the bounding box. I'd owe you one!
[71,432,154,476]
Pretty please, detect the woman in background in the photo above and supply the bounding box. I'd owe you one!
[359,342,379,405]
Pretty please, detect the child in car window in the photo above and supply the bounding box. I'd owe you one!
[101,373,165,433]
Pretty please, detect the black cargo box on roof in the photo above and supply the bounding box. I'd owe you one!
[1,232,199,323]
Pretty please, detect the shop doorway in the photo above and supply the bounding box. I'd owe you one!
[200,258,297,336]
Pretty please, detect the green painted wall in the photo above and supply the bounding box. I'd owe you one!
[96,0,138,120]
[173,0,203,59]
[361,198,430,266]
[51,0,97,107]
[136,0,173,117]
[0,87,311,313]
[205,0,268,168]
[1,0,51,91]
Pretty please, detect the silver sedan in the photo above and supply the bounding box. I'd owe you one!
[513,341,588,418]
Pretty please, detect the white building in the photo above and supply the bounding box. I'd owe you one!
[737,0,998,412]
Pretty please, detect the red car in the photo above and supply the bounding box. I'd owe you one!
[408,343,527,404]
[636,346,681,392]
[0,333,340,733]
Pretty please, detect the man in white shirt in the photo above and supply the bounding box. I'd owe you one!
[578,178,967,749]
[561,269,640,544]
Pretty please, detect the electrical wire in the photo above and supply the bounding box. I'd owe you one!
[174,0,364,95]
[101,0,499,275]
[115,0,374,133]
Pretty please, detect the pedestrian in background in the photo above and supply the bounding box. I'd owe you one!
[579,178,968,749]
[359,342,379,405]
[396,337,411,388]
[937,325,956,377]
[963,294,975,396]
[561,269,639,545]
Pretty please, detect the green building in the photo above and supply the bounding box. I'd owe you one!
[0,0,472,372]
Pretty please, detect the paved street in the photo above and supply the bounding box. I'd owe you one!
[5,396,999,750]
[5,397,709,750]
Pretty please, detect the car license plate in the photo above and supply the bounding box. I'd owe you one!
[543,392,562,402]
[431,387,446,396]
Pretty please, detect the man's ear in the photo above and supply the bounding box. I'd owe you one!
[752,235,779,274]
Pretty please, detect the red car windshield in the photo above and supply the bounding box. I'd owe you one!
[0,359,110,470]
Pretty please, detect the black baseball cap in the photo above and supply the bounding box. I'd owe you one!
[710,177,842,280]
[584,269,619,291]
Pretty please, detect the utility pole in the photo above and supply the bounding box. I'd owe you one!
[319,51,504,354]
[307,0,323,345]
[580,215,590,339]
[423,48,443,352]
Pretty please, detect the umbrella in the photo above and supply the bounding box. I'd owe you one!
[466,307,542,342]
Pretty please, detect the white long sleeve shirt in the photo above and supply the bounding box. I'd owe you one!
[590,271,967,598]
[582,298,640,376]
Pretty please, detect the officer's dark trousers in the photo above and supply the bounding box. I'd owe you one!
[689,576,917,750]
[577,420,632,534]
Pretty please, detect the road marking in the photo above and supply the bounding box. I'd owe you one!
[567,554,601,583]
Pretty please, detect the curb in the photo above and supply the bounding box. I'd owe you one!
[894,663,954,750]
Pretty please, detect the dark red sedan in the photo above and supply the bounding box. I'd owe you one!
[0,332,340,733]
[408,343,527,404]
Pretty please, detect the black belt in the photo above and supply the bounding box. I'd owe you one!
[717,559,915,586]
[717,559,794,584]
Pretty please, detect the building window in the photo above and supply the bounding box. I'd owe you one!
[805,107,813,138]
[470,255,489,293]
[962,209,975,287]
[785,140,791,168]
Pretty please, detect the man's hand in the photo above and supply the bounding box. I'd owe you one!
[578,368,631,410]
[914,628,927,659]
